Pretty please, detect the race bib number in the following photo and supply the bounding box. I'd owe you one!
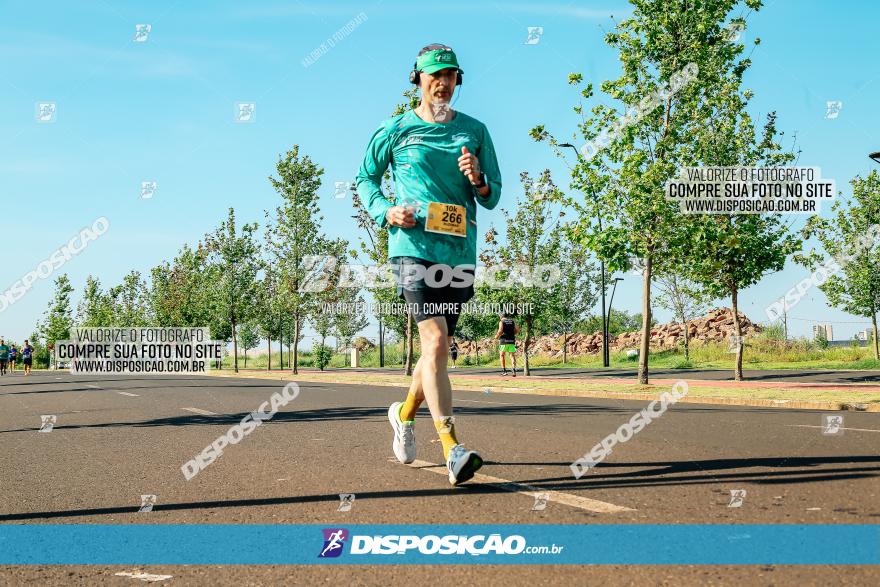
[425,202,466,237]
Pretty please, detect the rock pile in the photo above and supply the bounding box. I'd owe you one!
[456,307,762,357]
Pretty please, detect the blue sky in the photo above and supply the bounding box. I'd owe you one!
[1,0,879,346]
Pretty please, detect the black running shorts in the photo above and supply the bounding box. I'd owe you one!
[391,256,475,335]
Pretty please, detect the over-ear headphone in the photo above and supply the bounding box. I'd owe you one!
[409,65,463,86]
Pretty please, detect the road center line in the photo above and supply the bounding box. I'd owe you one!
[114,570,173,582]
[86,384,101,389]
[406,459,635,513]
[786,424,880,433]
[118,392,139,397]
[455,398,515,405]
[182,407,218,416]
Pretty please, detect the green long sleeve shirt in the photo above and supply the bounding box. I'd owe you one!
[355,109,502,267]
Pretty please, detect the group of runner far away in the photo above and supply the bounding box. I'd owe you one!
[355,43,521,485]
[0,338,35,376]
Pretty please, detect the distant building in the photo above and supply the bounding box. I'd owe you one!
[813,323,833,341]
[856,329,873,342]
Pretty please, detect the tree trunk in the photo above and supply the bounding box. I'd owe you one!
[293,316,300,374]
[638,255,652,385]
[244,349,248,368]
[405,311,414,376]
[872,308,879,361]
[232,316,239,373]
[267,336,271,371]
[563,331,568,364]
[523,316,532,376]
[732,288,743,381]
[684,320,690,362]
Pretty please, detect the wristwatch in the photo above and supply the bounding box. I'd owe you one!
[472,172,487,189]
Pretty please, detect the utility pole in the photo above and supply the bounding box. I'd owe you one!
[379,315,385,368]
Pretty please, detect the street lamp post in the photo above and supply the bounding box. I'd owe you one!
[870,152,880,165]
[559,143,610,367]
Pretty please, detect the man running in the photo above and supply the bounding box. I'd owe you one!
[356,43,501,485]
[449,338,459,369]
[8,345,17,372]
[0,339,8,375]
[496,313,519,376]
[21,340,34,375]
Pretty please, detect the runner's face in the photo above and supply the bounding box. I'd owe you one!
[421,68,457,103]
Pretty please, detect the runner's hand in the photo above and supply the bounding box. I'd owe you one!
[385,206,416,228]
[458,146,482,185]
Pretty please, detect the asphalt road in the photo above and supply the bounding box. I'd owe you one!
[1,371,878,585]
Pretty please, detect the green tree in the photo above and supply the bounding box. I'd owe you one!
[76,276,113,326]
[541,237,596,363]
[483,170,568,375]
[42,274,74,366]
[266,145,329,374]
[654,274,711,362]
[238,320,261,368]
[109,270,152,327]
[797,171,880,360]
[532,0,767,383]
[205,208,261,373]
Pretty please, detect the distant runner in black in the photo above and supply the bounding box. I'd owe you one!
[496,313,520,376]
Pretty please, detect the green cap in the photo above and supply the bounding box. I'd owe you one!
[415,48,460,75]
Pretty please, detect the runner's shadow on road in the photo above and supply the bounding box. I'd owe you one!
[502,455,880,490]
[0,486,507,522]
[0,403,668,433]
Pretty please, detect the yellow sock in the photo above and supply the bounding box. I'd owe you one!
[398,392,422,422]
[434,416,459,459]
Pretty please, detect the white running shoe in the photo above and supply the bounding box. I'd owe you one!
[446,444,483,486]
[388,402,416,464]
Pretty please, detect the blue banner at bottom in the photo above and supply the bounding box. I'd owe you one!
[0,525,877,565]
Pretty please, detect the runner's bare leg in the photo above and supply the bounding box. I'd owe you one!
[416,317,453,418]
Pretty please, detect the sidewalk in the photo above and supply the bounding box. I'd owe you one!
[207,368,880,412]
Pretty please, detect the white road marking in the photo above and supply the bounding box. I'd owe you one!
[118,392,139,397]
[786,425,880,433]
[406,459,635,514]
[182,407,217,416]
[455,398,515,405]
[86,384,100,389]
[114,571,173,582]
